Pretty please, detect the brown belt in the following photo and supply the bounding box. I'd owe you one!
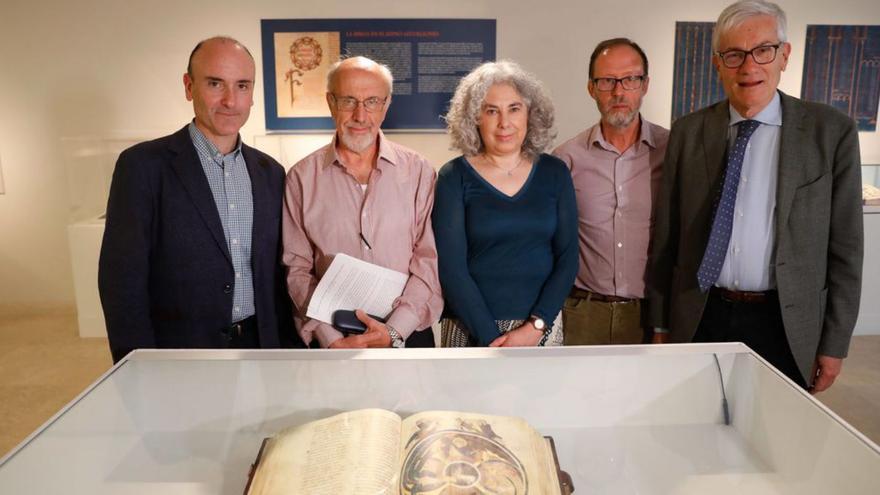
[711,287,776,304]
[569,287,636,304]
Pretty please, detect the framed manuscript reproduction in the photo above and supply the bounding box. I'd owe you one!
[260,19,496,131]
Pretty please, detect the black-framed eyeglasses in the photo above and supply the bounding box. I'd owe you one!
[716,43,782,68]
[591,75,646,92]
[330,94,388,112]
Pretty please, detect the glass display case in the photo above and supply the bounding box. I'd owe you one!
[864,164,880,211]
[1,344,877,494]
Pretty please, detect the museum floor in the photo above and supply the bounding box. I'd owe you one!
[1,310,878,458]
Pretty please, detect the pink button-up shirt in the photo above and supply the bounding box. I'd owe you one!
[282,132,443,347]
[553,118,669,299]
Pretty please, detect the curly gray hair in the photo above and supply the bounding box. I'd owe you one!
[713,0,788,52]
[445,60,556,158]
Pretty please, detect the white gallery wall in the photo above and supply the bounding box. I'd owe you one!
[0,0,878,316]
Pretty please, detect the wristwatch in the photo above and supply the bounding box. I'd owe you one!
[528,315,547,331]
[386,324,405,348]
[528,315,551,347]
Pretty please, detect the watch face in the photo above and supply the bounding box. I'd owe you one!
[532,317,546,330]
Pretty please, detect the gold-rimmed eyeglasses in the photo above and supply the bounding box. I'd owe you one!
[716,43,782,68]
[330,94,388,112]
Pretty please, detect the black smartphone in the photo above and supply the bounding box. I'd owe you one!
[332,310,386,335]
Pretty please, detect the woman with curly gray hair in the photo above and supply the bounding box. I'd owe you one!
[432,60,578,347]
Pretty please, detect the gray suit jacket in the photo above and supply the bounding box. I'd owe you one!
[646,91,863,382]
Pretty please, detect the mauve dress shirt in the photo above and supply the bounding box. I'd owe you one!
[282,132,443,347]
[553,117,669,299]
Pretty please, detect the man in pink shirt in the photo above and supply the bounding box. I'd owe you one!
[553,38,669,345]
[282,56,442,348]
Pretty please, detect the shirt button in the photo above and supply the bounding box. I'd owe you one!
[229,203,235,209]
[232,238,238,245]
[734,280,740,287]
[225,172,231,177]
[236,272,241,279]
[223,284,232,294]
[234,306,241,312]
[617,186,623,191]
[617,242,623,248]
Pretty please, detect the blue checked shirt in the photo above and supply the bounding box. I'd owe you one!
[188,123,255,322]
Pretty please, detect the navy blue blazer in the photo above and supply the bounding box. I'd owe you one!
[98,126,294,362]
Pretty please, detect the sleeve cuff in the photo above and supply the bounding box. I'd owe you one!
[385,308,422,340]
[304,319,344,348]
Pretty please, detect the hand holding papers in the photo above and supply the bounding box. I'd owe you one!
[306,253,407,325]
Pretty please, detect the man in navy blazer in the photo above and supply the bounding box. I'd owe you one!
[99,37,292,362]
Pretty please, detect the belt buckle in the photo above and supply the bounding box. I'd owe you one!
[231,322,243,338]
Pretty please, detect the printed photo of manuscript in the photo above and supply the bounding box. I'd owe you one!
[273,32,341,119]
[802,25,880,132]
[671,22,726,122]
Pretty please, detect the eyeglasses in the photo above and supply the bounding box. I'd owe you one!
[716,43,782,68]
[330,94,388,112]
[591,75,646,92]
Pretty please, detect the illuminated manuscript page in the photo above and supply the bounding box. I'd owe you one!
[248,408,401,495]
[398,411,561,495]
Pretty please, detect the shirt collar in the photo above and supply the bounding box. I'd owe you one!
[187,121,242,160]
[587,114,656,152]
[728,91,783,127]
[322,130,398,171]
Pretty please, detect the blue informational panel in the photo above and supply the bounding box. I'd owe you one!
[802,25,880,132]
[671,22,726,122]
[261,19,496,131]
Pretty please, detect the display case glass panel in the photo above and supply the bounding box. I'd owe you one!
[0,345,877,494]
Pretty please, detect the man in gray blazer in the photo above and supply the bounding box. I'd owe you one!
[647,0,863,392]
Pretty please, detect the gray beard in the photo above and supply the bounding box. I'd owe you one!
[340,130,377,153]
[605,108,639,129]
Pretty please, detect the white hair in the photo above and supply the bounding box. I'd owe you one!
[326,55,394,94]
[713,0,788,52]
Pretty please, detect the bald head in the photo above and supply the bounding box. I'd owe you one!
[183,36,256,154]
[187,36,254,77]
[326,56,393,95]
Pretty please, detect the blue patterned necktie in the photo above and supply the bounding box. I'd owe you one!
[696,119,761,292]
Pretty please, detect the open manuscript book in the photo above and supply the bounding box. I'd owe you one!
[245,409,572,495]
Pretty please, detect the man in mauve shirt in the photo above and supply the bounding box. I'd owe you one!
[282,56,442,348]
[553,38,669,345]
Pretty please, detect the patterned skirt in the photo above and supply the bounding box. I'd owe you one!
[440,314,564,347]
